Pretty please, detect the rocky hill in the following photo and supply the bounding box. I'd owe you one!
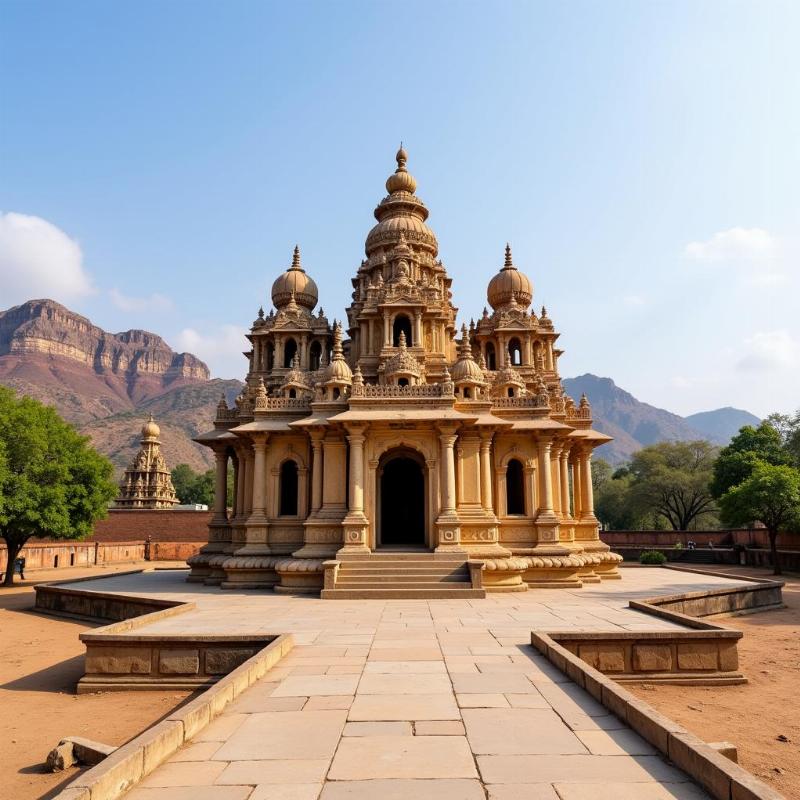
[563,374,761,464]
[0,299,234,473]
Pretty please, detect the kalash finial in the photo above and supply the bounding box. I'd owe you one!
[458,323,472,357]
[386,143,416,194]
[290,245,303,272]
[398,330,407,349]
[503,243,514,270]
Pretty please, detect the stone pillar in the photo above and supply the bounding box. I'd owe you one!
[310,432,324,513]
[535,436,559,543]
[435,424,463,551]
[234,450,245,520]
[251,435,268,517]
[547,340,554,371]
[579,447,596,521]
[479,433,494,512]
[560,447,571,519]
[243,434,270,550]
[413,309,422,347]
[383,311,391,346]
[212,450,228,522]
[550,443,562,516]
[571,458,583,519]
[299,334,309,369]
[524,337,533,366]
[341,425,369,552]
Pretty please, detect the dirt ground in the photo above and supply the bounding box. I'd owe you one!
[629,566,800,799]
[0,563,192,800]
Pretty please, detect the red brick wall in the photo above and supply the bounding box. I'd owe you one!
[91,509,212,543]
[601,529,800,551]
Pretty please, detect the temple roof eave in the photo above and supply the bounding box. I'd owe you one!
[193,429,238,445]
[328,408,479,424]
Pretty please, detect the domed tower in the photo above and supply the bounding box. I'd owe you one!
[247,245,332,397]
[345,146,458,382]
[115,415,178,509]
[487,244,533,311]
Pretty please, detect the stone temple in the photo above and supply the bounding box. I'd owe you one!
[188,148,621,596]
[116,414,178,509]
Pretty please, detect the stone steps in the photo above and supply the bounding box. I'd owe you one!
[323,551,486,599]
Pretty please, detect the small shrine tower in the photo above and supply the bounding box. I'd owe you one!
[115,415,179,509]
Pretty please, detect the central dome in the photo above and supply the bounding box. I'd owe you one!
[271,246,319,310]
[487,244,533,310]
[365,147,438,258]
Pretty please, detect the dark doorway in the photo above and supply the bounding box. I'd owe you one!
[392,314,413,347]
[379,454,425,547]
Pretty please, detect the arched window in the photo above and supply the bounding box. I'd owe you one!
[506,459,525,515]
[279,460,299,516]
[288,389,296,398]
[463,387,471,399]
[309,340,322,371]
[393,314,413,347]
[507,387,515,398]
[485,342,496,370]
[508,337,522,366]
[398,378,409,387]
[283,338,297,368]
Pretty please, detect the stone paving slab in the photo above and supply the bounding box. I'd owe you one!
[67,567,749,799]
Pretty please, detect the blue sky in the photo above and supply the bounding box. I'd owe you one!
[1,1,797,418]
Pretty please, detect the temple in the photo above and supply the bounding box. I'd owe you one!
[115,415,179,509]
[188,148,621,597]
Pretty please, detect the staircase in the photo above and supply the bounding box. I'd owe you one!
[676,549,723,565]
[321,551,486,599]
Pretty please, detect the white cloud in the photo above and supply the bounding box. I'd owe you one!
[108,287,173,313]
[737,330,800,372]
[175,324,249,378]
[685,227,777,262]
[0,211,94,306]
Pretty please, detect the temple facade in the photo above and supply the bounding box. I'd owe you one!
[188,148,621,596]
[116,415,179,509]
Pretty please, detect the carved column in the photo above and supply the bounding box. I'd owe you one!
[479,433,494,512]
[383,311,391,346]
[579,446,597,521]
[299,334,309,369]
[571,457,583,520]
[413,309,422,347]
[212,450,228,522]
[550,442,562,516]
[342,425,369,552]
[436,424,463,550]
[243,433,270,550]
[310,431,324,513]
[535,436,559,542]
[560,447,571,519]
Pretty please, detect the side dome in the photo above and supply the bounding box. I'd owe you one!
[451,325,485,385]
[141,414,160,441]
[325,323,352,384]
[487,244,533,310]
[271,245,319,310]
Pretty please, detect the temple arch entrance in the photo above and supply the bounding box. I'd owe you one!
[377,448,426,548]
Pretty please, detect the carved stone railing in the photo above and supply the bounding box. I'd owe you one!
[492,395,550,409]
[351,383,452,399]
[255,397,312,411]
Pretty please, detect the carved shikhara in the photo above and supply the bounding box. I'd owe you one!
[188,147,621,594]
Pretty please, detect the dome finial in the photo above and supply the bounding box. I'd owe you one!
[291,245,303,271]
[504,243,514,270]
[396,142,407,170]
[386,144,416,194]
[398,330,407,349]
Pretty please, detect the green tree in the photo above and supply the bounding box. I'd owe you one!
[719,463,800,575]
[766,411,800,466]
[591,458,613,492]
[595,470,643,529]
[0,387,117,585]
[628,441,718,531]
[710,422,792,499]
[171,463,234,508]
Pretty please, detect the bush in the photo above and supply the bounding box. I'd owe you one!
[673,541,683,549]
[639,550,667,565]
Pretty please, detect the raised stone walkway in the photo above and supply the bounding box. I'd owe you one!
[74,568,748,799]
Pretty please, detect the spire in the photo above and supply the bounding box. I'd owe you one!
[504,243,514,270]
[331,322,345,360]
[398,330,407,349]
[541,305,548,318]
[458,323,472,358]
[386,145,417,194]
[290,245,304,272]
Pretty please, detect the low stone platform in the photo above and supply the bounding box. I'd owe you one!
[41,566,788,800]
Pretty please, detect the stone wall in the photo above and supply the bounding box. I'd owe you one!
[0,541,146,572]
[602,528,800,550]
[92,509,212,542]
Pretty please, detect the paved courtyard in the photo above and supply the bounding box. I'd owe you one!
[69,567,751,799]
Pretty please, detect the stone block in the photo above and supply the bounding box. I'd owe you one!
[667,730,732,800]
[709,741,738,762]
[85,646,152,675]
[578,643,625,673]
[66,736,116,765]
[732,771,787,800]
[74,738,144,800]
[718,642,739,671]
[159,649,200,675]
[47,789,90,800]
[677,642,719,671]
[141,720,185,775]
[631,644,672,672]
[205,648,255,675]
[624,697,685,753]
[168,695,211,740]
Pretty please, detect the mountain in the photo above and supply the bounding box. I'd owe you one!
[684,407,761,443]
[563,374,761,464]
[0,299,241,473]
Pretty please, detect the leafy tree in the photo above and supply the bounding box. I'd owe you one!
[0,387,117,585]
[594,469,650,529]
[628,441,718,531]
[591,458,613,492]
[719,463,800,575]
[710,422,792,499]
[171,463,234,507]
[766,411,800,467]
